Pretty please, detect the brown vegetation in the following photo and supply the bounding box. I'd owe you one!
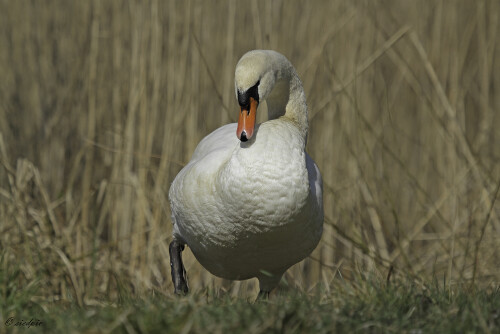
[0,0,499,303]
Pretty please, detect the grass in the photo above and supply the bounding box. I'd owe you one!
[43,286,500,334]
[1,260,499,333]
[0,0,499,332]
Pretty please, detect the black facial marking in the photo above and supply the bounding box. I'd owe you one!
[240,131,248,142]
[238,80,260,109]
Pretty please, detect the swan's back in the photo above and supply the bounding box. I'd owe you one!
[190,123,238,162]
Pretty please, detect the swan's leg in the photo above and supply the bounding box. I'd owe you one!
[169,239,189,295]
[256,272,282,301]
[256,290,270,301]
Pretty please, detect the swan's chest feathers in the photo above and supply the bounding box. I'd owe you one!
[170,121,322,280]
[217,123,309,230]
[173,122,311,246]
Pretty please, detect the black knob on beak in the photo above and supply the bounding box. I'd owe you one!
[240,131,248,142]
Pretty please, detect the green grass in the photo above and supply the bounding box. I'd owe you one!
[4,284,500,333]
[2,260,499,334]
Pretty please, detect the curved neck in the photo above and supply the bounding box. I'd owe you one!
[266,71,308,141]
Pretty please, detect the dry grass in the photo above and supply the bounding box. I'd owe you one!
[0,0,499,304]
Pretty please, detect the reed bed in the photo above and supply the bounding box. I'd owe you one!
[0,0,499,305]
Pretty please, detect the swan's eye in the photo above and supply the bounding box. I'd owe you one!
[248,81,260,102]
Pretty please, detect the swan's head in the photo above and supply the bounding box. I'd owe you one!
[234,50,288,142]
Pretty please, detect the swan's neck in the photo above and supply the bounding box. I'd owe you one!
[266,72,308,141]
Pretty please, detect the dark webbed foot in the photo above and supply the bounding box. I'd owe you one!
[169,239,189,295]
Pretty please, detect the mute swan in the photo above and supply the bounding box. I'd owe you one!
[168,50,323,297]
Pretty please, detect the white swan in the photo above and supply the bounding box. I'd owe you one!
[168,50,323,296]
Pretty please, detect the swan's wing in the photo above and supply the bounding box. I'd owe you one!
[169,123,239,235]
[191,123,239,162]
[306,152,323,211]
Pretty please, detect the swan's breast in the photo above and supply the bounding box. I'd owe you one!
[169,120,323,281]
[216,121,310,229]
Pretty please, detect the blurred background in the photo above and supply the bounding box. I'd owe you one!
[0,0,499,303]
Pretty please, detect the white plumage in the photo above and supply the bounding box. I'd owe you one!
[169,50,323,293]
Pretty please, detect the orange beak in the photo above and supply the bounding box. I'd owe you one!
[236,97,258,141]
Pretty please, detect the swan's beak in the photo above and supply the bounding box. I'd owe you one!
[236,97,258,142]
